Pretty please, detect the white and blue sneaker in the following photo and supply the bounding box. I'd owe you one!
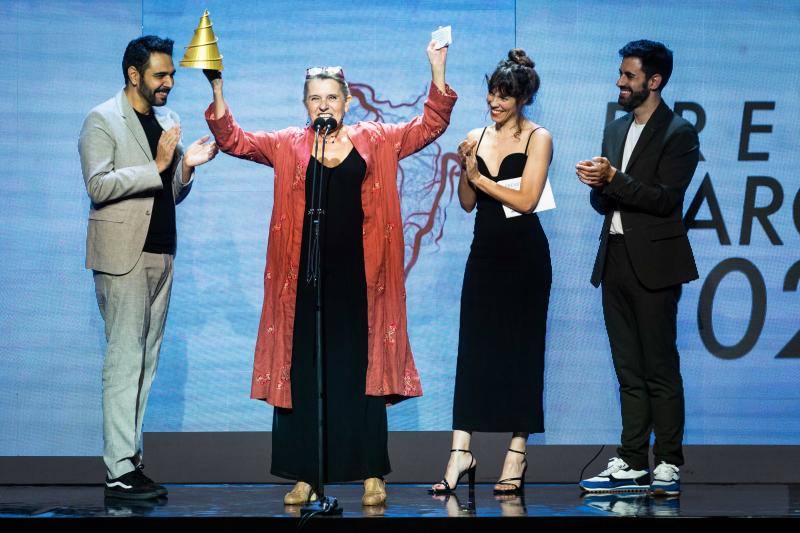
[579,457,650,493]
[650,462,680,496]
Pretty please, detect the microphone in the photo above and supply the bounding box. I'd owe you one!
[321,117,337,131]
[312,117,338,132]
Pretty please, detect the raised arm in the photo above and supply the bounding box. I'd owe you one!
[428,39,447,95]
[203,70,279,167]
[383,41,458,160]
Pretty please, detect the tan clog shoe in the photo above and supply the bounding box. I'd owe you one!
[362,477,387,506]
[284,481,318,505]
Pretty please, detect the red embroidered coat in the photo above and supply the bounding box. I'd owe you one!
[205,84,457,408]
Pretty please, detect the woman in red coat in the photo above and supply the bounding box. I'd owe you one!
[204,41,456,506]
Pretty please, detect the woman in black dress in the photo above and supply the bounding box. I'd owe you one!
[430,49,553,495]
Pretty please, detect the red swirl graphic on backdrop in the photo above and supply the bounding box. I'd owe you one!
[349,83,461,279]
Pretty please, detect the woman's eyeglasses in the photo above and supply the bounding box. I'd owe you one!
[305,66,345,79]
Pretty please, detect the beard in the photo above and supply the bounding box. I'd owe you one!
[139,84,169,107]
[618,85,649,112]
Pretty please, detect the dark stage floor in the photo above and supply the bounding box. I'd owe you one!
[2,483,799,531]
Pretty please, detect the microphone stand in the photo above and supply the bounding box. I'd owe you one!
[301,121,342,518]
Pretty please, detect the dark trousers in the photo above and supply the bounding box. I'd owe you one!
[601,236,685,470]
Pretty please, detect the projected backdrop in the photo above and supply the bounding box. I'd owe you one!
[0,0,798,456]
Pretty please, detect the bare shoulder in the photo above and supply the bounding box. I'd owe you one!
[466,127,484,141]
[527,122,551,139]
[527,123,552,149]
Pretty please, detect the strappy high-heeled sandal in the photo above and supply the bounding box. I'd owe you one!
[428,448,477,494]
[494,448,528,494]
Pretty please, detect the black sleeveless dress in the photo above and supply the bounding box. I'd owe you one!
[452,128,552,432]
[271,149,391,482]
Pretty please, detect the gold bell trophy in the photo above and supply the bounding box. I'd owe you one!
[180,10,223,71]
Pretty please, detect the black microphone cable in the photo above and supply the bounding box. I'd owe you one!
[305,122,322,284]
[578,445,606,483]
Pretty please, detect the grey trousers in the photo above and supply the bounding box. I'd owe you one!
[93,252,174,479]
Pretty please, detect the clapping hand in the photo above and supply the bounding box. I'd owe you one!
[184,135,219,168]
[156,125,181,173]
[576,157,615,187]
[458,139,480,185]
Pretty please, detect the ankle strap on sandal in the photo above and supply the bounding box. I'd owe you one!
[507,448,527,455]
[450,448,472,454]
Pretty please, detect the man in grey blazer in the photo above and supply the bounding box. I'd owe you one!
[79,35,217,500]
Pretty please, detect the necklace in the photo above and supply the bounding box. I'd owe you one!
[321,127,346,145]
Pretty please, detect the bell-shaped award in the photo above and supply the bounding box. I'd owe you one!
[180,10,223,71]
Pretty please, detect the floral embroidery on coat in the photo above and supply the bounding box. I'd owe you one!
[403,371,418,395]
[384,322,397,345]
[276,365,290,390]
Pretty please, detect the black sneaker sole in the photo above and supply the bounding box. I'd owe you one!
[104,487,161,500]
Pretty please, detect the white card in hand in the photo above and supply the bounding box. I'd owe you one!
[496,177,556,218]
[431,26,452,49]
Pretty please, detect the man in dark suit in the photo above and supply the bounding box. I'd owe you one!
[576,40,700,496]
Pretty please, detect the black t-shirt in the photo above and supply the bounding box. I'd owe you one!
[135,109,177,254]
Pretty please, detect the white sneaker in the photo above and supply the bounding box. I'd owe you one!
[650,462,680,496]
[579,457,650,493]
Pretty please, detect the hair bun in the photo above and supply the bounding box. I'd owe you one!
[508,48,535,69]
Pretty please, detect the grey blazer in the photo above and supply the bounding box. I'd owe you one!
[79,89,192,275]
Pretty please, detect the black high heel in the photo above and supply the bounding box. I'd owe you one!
[493,448,527,494]
[428,449,477,494]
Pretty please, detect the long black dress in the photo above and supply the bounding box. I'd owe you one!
[271,149,391,482]
[452,127,552,432]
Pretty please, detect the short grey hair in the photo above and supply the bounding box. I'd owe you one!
[303,73,350,101]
